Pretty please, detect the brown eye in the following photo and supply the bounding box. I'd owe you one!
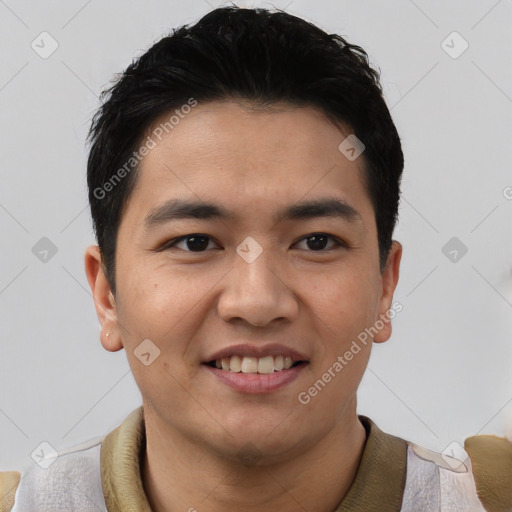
[163,234,219,252]
[295,233,344,251]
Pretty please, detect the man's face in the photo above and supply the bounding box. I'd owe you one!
[93,101,400,462]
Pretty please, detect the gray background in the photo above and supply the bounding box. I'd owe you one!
[0,0,511,472]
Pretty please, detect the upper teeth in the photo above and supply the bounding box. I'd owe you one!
[214,355,294,373]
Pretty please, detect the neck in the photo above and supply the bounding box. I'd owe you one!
[142,400,367,512]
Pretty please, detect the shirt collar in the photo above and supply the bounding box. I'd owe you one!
[334,415,408,511]
[100,406,151,512]
[100,407,407,512]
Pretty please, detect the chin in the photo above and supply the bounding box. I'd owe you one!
[215,436,304,467]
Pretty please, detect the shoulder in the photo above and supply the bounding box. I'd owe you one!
[356,417,486,510]
[0,471,21,512]
[401,436,512,512]
[465,434,512,512]
[402,441,487,511]
[0,437,106,512]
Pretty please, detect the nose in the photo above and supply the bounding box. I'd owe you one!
[217,246,299,327]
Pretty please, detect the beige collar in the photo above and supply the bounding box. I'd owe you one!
[100,407,408,512]
[100,407,151,512]
[334,415,407,511]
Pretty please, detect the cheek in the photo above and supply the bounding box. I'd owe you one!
[115,262,219,354]
[307,266,379,337]
[114,268,206,406]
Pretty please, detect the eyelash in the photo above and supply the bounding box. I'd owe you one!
[160,233,347,253]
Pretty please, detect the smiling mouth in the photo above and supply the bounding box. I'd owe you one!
[204,355,309,374]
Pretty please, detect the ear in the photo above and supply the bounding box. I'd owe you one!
[373,241,402,344]
[84,245,123,352]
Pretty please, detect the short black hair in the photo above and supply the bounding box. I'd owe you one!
[87,6,403,294]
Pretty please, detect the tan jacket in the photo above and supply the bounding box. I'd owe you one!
[0,406,510,511]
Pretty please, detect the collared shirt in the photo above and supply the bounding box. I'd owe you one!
[0,405,509,511]
[102,407,409,511]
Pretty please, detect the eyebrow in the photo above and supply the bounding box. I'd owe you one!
[143,197,363,230]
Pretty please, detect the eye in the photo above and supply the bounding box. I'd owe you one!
[294,233,345,251]
[161,232,346,253]
[162,234,220,252]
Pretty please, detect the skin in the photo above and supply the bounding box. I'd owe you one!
[85,100,402,512]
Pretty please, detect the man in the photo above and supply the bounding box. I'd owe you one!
[1,6,510,511]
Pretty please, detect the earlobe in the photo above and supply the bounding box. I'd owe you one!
[373,241,402,344]
[84,245,123,352]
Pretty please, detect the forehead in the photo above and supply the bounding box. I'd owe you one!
[144,100,354,169]
[123,100,374,228]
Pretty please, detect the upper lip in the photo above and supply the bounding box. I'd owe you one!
[204,343,309,363]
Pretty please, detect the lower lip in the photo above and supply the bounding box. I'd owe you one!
[203,363,308,393]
